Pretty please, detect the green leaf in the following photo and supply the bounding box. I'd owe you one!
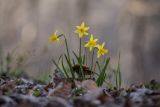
[116,52,121,89]
[57,54,63,64]
[96,61,101,71]
[64,36,71,61]
[52,59,66,79]
[79,56,85,80]
[73,51,79,63]
[93,61,113,88]
[96,57,110,86]
[61,56,70,79]
[72,51,85,80]
[72,59,76,65]
[82,55,85,65]
[64,54,75,79]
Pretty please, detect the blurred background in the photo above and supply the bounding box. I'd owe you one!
[0,0,160,85]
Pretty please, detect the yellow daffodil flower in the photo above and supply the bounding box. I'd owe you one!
[85,34,98,51]
[75,22,89,38]
[97,42,108,58]
[49,31,60,43]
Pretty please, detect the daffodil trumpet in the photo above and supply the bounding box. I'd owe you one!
[75,22,89,38]
[96,42,108,58]
[49,31,60,43]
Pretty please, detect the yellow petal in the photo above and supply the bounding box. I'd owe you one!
[81,22,85,27]
[104,49,109,54]
[90,35,93,41]
[96,44,101,49]
[84,43,89,47]
[84,27,89,31]
[76,26,81,29]
[49,36,55,43]
[74,30,78,33]
[102,42,105,47]
[84,32,88,35]
[49,38,53,43]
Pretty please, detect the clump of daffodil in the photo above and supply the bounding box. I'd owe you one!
[85,34,98,51]
[75,22,89,38]
[48,22,118,88]
[97,42,108,58]
[49,31,61,43]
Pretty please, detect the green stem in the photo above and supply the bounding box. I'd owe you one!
[91,61,97,78]
[85,48,88,65]
[91,49,95,71]
[63,35,70,60]
[62,35,75,79]
[79,38,82,58]
[79,38,85,80]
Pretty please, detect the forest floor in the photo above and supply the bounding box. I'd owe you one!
[0,74,160,107]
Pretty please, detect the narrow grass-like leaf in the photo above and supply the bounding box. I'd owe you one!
[61,56,70,79]
[57,54,63,64]
[72,59,76,65]
[91,50,95,71]
[96,57,110,86]
[79,56,85,80]
[95,61,113,88]
[64,54,75,79]
[100,73,107,86]
[64,36,70,61]
[84,48,88,65]
[82,55,85,65]
[116,52,121,89]
[73,51,79,63]
[96,61,101,71]
[52,59,66,79]
[73,51,85,80]
[96,61,101,86]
